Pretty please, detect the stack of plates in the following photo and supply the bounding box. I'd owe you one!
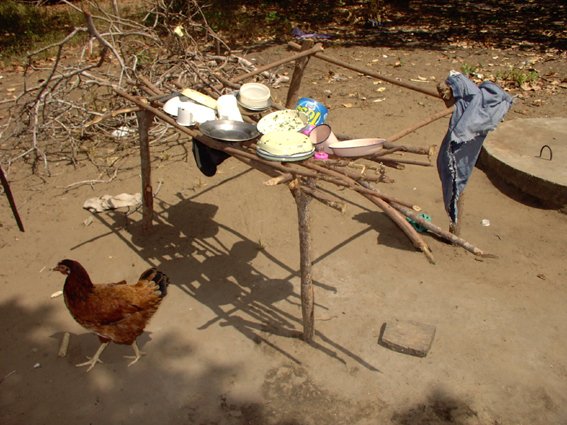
[256,149,314,162]
[256,131,314,162]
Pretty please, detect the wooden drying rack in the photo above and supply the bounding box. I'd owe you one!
[114,40,484,341]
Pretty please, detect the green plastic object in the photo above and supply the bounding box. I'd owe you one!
[406,213,431,233]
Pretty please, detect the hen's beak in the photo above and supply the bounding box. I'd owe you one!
[53,264,69,275]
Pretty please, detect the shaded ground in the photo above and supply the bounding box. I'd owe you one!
[218,0,566,51]
[354,0,567,50]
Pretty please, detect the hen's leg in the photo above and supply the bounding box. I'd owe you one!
[76,341,109,372]
[124,341,146,366]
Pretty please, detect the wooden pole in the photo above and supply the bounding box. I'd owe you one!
[368,193,435,264]
[383,143,437,157]
[136,109,154,231]
[231,43,324,84]
[372,158,432,167]
[385,108,453,143]
[289,178,315,342]
[0,166,24,232]
[390,199,492,257]
[286,39,314,108]
[288,41,442,99]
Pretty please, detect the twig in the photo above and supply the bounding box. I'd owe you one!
[0,166,25,231]
[0,370,16,384]
[83,7,127,81]
[84,106,141,127]
[58,332,70,357]
[64,169,119,190]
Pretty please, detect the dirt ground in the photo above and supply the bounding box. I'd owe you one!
[1,41,567,425]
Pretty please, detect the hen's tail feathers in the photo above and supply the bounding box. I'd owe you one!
[139,268,170,297]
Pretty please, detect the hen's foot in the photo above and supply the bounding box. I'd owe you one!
[76,357,103,371]
[76,341,109,372]
[124,341,145,367]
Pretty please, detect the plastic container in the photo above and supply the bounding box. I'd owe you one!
[239,83,271,109]
[295,97,328,128]
[176,106,194,126]
[217,94,243,122]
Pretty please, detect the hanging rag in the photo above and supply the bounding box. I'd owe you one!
[192,140,231,177]
[437,72,513,223]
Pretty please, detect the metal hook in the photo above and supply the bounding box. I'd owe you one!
[538,145,553,161]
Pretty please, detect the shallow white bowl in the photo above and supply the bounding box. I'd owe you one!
[239,83,271,109]
[328,138,385,157]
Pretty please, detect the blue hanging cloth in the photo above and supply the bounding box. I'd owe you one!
[437,73,513,223]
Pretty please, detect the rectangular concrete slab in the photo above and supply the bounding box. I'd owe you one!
[379,319,436,357]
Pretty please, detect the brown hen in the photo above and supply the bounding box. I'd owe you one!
[54,259,169,372]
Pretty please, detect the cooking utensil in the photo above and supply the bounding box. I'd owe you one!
[199,120,260,142]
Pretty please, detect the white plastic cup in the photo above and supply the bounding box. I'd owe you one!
[217,94,243,122]
[308,124,339,153]
[177,106,194,126]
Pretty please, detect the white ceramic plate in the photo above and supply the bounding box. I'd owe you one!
[257,131,313,156]
[256,148,314,162]
[256,110,309,134]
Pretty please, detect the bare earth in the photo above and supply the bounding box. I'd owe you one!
[1,43,566,425]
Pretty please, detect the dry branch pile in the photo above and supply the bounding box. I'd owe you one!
[0,0,284,178]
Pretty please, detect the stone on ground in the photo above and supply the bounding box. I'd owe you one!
[379,319,436,357]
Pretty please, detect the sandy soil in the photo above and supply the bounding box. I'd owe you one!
[1,43,566,425]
